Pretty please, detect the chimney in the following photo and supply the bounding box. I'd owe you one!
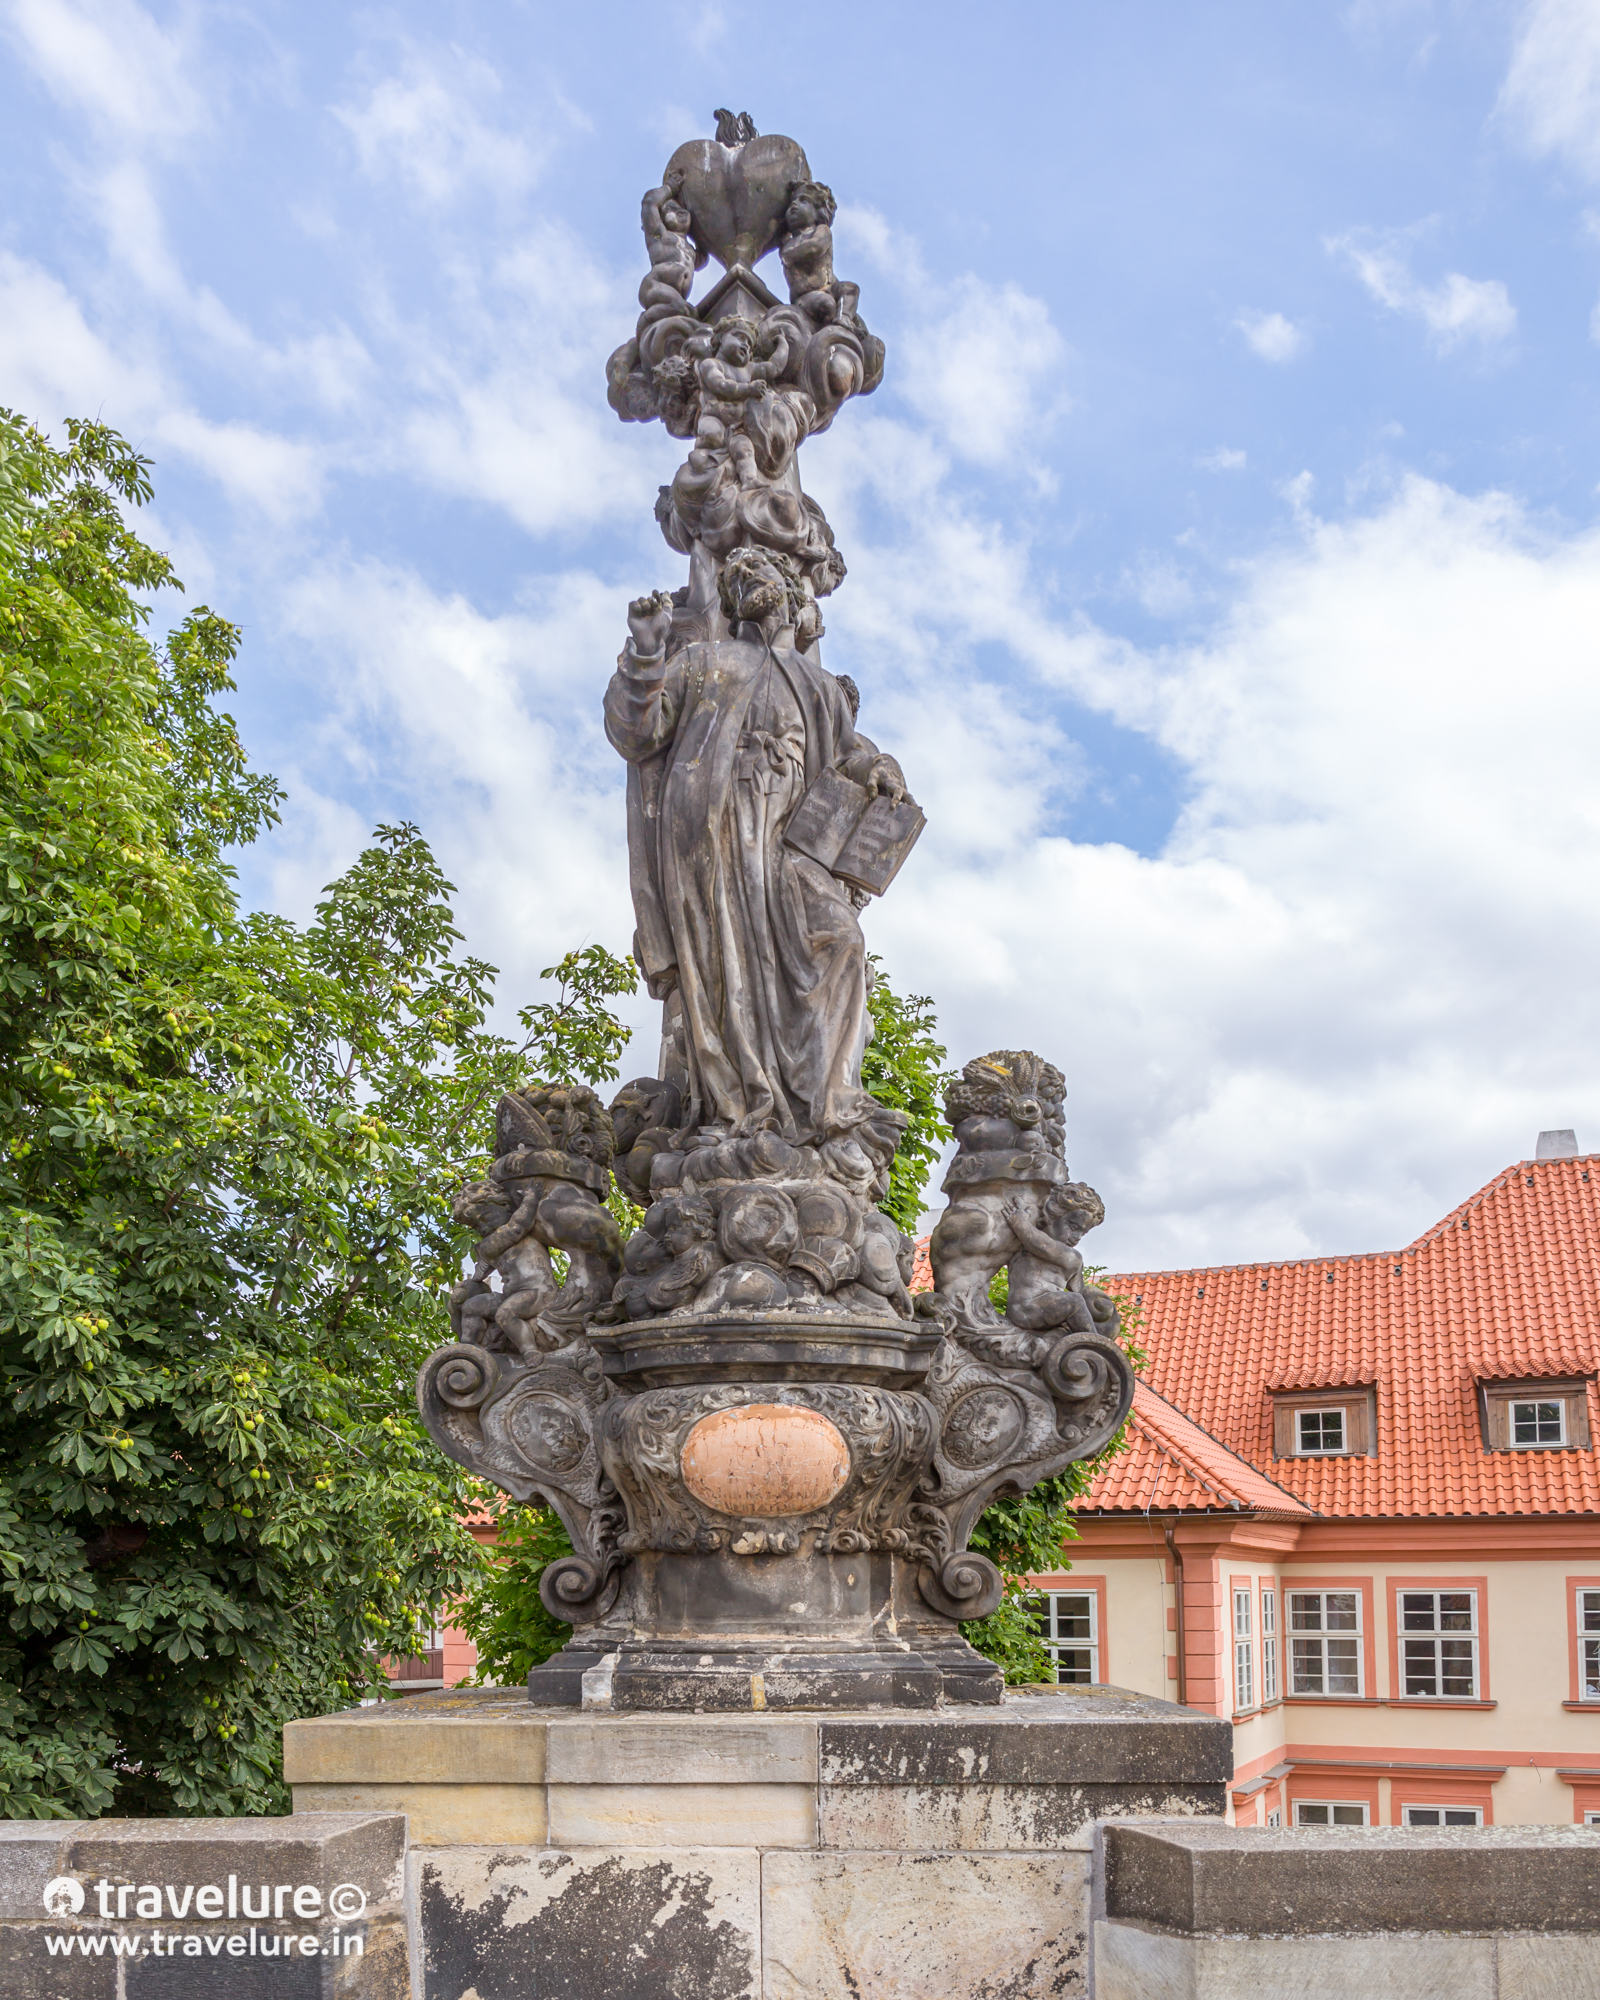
[1536,1129,1579,1160]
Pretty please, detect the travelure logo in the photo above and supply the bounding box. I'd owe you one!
[42,1878,84,1918]
[38,1875,366,1921]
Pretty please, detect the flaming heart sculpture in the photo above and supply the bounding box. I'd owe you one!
[605,111,884,644]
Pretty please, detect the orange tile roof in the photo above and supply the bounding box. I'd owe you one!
[1093,1382,1316,1517]
[1083,1155,1600,1519]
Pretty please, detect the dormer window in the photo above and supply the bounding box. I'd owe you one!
[1270,1386,1375,1458]
[1478,1378,1592,1452]
[1512,1399,1564,1447]
[1298,1409,1346,1454]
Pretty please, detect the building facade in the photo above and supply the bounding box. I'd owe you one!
[1055,1145,1600,1826]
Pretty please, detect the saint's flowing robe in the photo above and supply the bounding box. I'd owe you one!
[604,634,889,1147]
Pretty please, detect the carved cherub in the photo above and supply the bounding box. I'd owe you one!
[688,319,791,486]
[1001,1184,1117,1336]
[780,181,841,325]
[613,1195,721,1319]
[638,172,704,326]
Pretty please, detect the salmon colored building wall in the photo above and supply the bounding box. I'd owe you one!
[1058,1519,1600,1825]
[1047,1152,1600,1828]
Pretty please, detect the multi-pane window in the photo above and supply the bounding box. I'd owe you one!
[1261,1588,1279,1704]
[1295,1801,1367,1826]
[1233,1587,1254,1712]
[1578,1590,1600,1701]
[1265,1809,1282,1828]
[1290,1591,1362,1695]
[1511,1400,1565,1446]
[1403,1805,1481,1827]
[1585,1811,1600,1827]
[1297,1409,1346,1454]
[1400,1591,1477,1698]
[1031,1591,1099,1684]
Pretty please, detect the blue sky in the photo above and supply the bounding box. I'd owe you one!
[4,0,1600,1268]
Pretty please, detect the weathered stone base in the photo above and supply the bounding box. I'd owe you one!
[549,1546,1007,1709]
[1094,1819,1600,2000]
[287,1683,1230,1998]
[0,1812,407,1999]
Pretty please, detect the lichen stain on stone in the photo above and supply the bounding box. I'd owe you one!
[421,1855,755,2000]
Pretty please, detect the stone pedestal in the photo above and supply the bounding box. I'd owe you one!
[285,1683,1229,1999]
[0,1810,408,1998]
[1093,1819,1600,1999]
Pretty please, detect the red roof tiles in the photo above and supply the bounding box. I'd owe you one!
[1084,1155,1600,1519]
[1093,1381,1316,1517]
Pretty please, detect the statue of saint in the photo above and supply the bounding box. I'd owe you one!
[604,544,908,1179]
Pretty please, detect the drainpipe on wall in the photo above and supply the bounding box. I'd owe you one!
[1162,1518,1187,1706]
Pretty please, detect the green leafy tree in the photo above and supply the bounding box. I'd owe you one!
[862,959,952,1233]
[455,1504,574,1688]
[0,410,636,1816]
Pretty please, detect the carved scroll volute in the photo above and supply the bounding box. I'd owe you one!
[911,1328,1134,1624]
[416,1339,624,1622]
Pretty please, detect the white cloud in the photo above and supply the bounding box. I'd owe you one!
[1198,446,1247,471]
[265,558,657,1053]
[383,224,661,536]
[4,0,205,150]
[1235,310,1305,363]
[844,473,1600,1270]
[0,253,323,520]
[333,48,552,206]
[896,276,1067,472]
[1119,554,1196,617]
[1328,228,1516,350]
[1499,0,1600,182]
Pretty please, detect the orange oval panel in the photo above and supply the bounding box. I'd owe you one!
[680,1404,850,1518]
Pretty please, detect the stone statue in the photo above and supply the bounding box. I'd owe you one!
[606,544,905,1157]
[415,115,1134,1713]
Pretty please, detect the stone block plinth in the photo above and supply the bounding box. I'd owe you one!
[0,1811,407,1998]
[1094,1820,1600,2000]
[288,1682,1229,1998]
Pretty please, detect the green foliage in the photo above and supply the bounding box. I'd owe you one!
[454,1506,575,1688]
[862,959,953,1233]
[0,410,635,1818]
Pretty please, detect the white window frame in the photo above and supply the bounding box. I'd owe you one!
[1261,1587,1279,1705]
[1265,1808,1282,1828]
[1289,1590,1363,1696]
[1294,1800,1369,1827]
[1296,1407,1347,1455]
[1399,1589,1478,1700]
[1577,1589,1600,1702]
[1584,1810,1600,1827]
[1233,1586,1255,1712]
[1034,1589,1099,1685]
[1510,1398,1565,1447]
[1402,1805,1482,1827]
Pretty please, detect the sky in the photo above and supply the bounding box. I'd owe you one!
[3,0,1600,1271]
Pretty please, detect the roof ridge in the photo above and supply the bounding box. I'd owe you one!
[1402,1155,1600,1251]
[1125,1419,1240,1511]
[1132,1381,1316,1515]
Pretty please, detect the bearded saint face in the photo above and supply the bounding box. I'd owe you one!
[721,550,791,627]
